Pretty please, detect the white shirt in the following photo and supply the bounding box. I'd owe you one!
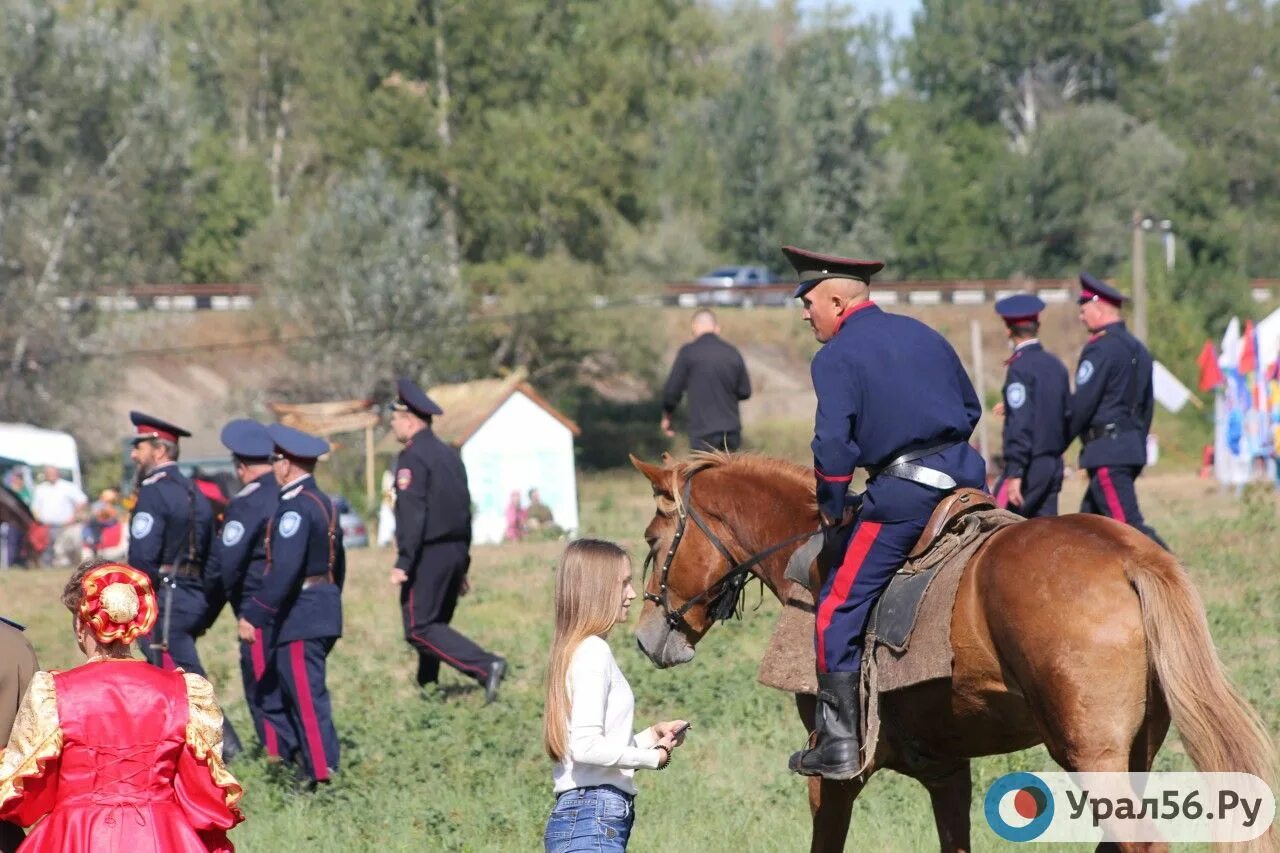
[552,635,660,795]
[30,478,87,526]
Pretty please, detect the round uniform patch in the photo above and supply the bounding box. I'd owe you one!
[130,512,154,539]
[1006,382,1027,410]
[221,520,245,547]
[396,467,413,491]
[278,511,303,538]
[1076,359,1095,385]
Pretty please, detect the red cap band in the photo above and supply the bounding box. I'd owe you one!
[135,424,178,443]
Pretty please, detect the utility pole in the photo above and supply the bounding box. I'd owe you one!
[1132,209,1148,343]
[969,318,989,464]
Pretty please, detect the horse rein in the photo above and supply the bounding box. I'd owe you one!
[643,469,814,632]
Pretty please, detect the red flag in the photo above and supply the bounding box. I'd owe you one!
[1196,340,1224,392]
[1239,319,1257,374]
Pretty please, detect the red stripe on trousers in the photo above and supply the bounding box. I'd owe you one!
[251,628,280,757]
[1097,467,1127,523]
[161,651,175,670]
[815,521,883,673]
[289,641,329,781]
[406,588,487,680]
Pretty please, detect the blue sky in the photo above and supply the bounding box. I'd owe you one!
[800,0,922,37]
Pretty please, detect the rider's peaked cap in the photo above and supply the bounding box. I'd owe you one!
[781,246,885,299]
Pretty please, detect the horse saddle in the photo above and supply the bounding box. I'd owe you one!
[783,487,994,589]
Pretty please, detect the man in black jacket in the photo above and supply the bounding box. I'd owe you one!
[388,377,506,702]
[661,309,752,451]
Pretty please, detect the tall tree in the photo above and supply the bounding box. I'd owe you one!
[907,0,1163,149]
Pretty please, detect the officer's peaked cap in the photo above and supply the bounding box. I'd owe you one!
[781,246,885,298]
[267,423,329,461]
[994,294,1045,323]
[220,419,274,460]
[1078,272,1126,307]
[129,411,191,444]
[392,377,444,418]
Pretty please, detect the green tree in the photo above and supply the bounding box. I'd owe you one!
[907,0,1163,148]
[0,2,196,428]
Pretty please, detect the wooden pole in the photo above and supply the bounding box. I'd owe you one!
[969,318,989,464]
[1133,209,1148,343]
[365,424,375,512]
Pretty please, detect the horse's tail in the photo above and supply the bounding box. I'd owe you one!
[1125,546,1277,847]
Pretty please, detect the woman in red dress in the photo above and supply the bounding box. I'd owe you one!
[0,559,243,851]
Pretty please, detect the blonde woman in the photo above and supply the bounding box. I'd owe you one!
[543,539,687,852]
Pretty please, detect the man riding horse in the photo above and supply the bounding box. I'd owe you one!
[783,246,987,780]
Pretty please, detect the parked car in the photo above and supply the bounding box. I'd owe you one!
[693,265,786,306]
[330,494,369,549]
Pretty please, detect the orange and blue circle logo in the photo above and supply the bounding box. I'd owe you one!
[985,772,1055,842]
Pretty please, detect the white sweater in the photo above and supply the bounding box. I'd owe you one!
[551,635,661,795]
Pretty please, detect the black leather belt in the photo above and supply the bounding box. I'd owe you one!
[866,441,962,490]
[160,562,202,580]
[1082,423,1122,443]
[301,575,331,589]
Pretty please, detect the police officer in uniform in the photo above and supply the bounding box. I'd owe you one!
[239,424,344,786]
[781,246,987,780]
[1067,273,1169,549]
[388,378,506,701]
[126,411,243,759]
[993,294,1071,517]
[205,419,295,762]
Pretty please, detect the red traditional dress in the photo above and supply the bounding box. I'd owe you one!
[0,659,243,851]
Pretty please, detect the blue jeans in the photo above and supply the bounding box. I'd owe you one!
[544,786,635,852]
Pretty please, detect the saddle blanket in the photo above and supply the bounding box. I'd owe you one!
[757,507,1022,697]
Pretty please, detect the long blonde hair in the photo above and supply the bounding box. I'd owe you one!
[543,539,631,761]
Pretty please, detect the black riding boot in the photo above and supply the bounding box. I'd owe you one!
[222,718,244,763]
[788,671,862,780]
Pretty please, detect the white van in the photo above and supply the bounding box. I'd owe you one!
[0,423,83,494]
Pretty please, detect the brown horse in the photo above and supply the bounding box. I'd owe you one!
[630,452,1276,853]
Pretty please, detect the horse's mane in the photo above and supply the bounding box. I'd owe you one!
[665,451,814,514]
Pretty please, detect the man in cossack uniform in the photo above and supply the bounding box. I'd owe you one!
[781,246,987,780]
[127,410,242,760]
[239,424,345,786]
[388,378,506,701]
[205,419,295,762]
[1067,273,1168,549]
[992,294,1071,517]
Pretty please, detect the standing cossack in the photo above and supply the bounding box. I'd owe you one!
[239,425,344,784]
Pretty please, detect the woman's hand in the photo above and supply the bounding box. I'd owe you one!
[654,719,689,748]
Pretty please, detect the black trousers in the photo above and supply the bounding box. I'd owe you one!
[401,540,501,685]
[692,430,741,453]
[239,628,296,760]
[1003,456,1063,518]
[1081,465,1169,550]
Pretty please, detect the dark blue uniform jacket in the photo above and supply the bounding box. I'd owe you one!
[242,475,344,643]
[1068,321,1154,469]
[127,462,212,619]
[205,473,278,618]
[1001,341,1071,478]
[394,428,472,577]
[811,302,987,523]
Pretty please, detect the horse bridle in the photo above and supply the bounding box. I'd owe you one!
[643,468,813,632]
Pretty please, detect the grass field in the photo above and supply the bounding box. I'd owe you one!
[2,468,1276,851]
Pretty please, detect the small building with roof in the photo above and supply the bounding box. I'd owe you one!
[384,370,581,545]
